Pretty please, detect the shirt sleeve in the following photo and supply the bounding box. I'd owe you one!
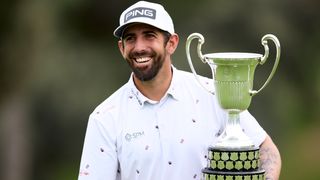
[78,111,119,180]
[240,110,267,147]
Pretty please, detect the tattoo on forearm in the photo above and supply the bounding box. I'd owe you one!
[260,146,280,180]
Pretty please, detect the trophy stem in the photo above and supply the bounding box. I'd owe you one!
[215,111,255,149]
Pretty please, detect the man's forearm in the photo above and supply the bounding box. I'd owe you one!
[260,135,282,180]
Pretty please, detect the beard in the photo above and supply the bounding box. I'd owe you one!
[126,49,166,81]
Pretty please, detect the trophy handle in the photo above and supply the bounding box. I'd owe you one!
[186,33,214,94]
[250,34,281,96]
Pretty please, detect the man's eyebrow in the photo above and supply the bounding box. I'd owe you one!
[122,29,158,39]
[122,32,135,39]
[143,30,158,35]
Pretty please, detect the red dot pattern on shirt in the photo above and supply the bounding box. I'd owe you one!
[79,164,90,176]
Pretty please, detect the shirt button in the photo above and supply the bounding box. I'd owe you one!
[155,125,159,129]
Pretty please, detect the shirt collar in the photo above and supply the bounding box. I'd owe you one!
[127,65,182,107]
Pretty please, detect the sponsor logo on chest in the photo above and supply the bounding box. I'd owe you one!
[125,131,145,142]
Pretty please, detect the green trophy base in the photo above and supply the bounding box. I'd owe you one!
[202,147,265,180]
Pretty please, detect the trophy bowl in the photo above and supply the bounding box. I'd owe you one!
[206,52,261,111]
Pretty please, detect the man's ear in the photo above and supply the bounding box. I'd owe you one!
[167,34,179,55]
[118,40,125,57]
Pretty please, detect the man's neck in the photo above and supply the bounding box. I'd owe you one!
[133,64,173,101]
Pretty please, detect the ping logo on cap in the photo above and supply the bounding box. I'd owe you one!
[124,7,156,23]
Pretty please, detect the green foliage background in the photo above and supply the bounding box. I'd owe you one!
[1,0,319,179]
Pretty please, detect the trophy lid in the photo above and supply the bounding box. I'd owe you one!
[204,52,262,65]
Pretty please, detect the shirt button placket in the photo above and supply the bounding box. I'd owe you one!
[153,105,162,143]
[155,103,173,172]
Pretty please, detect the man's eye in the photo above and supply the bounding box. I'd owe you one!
[145,33,156,39]
[124,35,135,42]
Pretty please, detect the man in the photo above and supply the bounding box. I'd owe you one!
[78,1,281,180]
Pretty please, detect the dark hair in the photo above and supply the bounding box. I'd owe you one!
[161,30,172,46]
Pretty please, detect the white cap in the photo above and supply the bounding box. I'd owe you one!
[113,1,175,38]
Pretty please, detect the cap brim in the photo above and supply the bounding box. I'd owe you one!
[113,24,128,38]
[113,20,171,38]
[113,21,148,38]
[114,22,145,38]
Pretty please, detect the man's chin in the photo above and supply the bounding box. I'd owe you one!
[134,74,154,82]
[133,70,157,82]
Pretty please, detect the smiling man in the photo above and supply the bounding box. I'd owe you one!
[118,23,177,101]
[78,1,281,180]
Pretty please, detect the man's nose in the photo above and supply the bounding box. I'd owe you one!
[133,37,148,52]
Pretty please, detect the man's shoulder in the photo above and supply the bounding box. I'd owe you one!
[176,68,214,92]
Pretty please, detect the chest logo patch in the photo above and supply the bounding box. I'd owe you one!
[125,131,145,142]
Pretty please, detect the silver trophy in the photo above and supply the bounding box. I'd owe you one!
[186,33,280,180]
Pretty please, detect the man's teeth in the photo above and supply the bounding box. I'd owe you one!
[135,57,151,63]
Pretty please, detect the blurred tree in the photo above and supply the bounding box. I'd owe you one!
[1,0,34,180]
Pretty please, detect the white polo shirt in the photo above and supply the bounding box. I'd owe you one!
[78,67,266,180]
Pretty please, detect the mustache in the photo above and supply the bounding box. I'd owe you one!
[128,50,155,59]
